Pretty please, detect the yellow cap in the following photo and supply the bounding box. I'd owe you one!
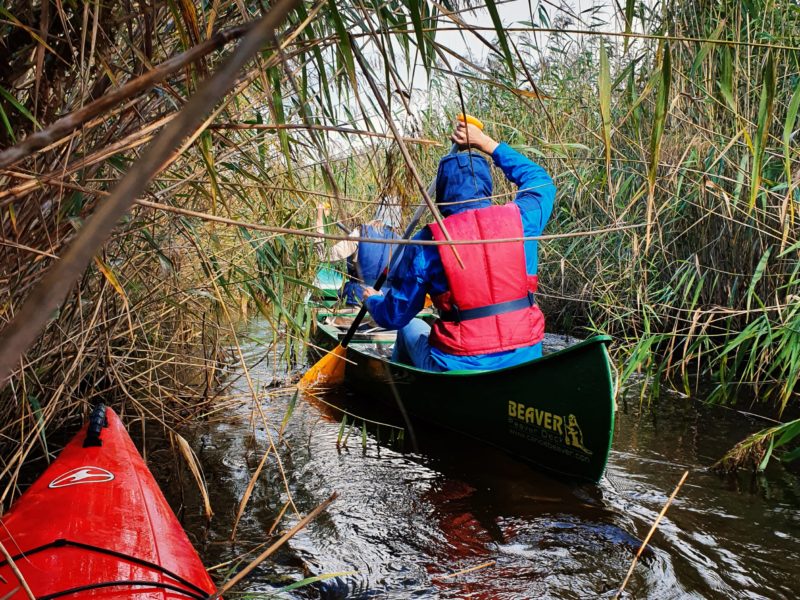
[456,113,484,130]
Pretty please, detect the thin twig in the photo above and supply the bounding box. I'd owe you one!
[614,470,689,599]
[210,492,337,598]
[208,122,439,145]
[135,198,645,244]
[434,560,496,580]
[0,539,35,600]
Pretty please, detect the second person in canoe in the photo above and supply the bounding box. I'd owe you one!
[317,200,402,306]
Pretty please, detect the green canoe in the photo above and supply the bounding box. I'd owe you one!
[312,265,345,306]
[311,313,616,483]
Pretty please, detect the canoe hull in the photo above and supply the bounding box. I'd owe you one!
[0,407,215,599]
[313,320,615,482]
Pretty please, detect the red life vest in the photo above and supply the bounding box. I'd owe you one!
[428,204,544,356]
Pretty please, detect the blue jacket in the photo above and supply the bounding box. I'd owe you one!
[342,223,399,305]
[365,143,556,371]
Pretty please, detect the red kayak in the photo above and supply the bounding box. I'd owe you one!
[0,405,216,599]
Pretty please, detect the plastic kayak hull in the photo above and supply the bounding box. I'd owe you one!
[0,407,215,599]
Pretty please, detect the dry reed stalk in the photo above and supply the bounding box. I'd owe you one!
[173,431,213,519]
[0,113,176,204]
[210,492,337,598]
[614,470,689,599]
[0,22,258,170]
[0,288,106,503]
[230,445,272,539]
[0,539,35,599]
[267,500,293,536]
[180,225,299,516]
[0,0,303,387]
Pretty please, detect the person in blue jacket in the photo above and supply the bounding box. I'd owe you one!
[361,120,556,372]
[317,200,401,306]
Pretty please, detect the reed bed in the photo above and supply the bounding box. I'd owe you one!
[0,0,798,518]
[417,0,800,467]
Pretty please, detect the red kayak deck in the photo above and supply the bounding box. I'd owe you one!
[0,407,215,599]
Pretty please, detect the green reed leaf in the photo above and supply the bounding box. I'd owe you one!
[718,47,736,114]
[406,0,429,74]
[749,51,776,210]
[783,80,800,185]
[648,41,671,191]
[0,85,40,129]
[280,390,299,435]
[485,0,515,77]
[327,0,357,89]
[758,437,774,471]
[337,414,347,446]
[599,42,612,174]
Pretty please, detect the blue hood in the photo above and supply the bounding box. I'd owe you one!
[435,151,493,216]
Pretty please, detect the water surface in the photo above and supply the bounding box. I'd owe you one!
[171,320,800,599]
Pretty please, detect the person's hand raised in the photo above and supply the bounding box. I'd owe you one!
[451,121,499,155]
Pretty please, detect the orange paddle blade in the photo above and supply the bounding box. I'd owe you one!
[456,113,484,130]
[299,344,347,389]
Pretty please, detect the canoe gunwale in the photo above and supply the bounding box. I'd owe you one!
[314,317,613,377]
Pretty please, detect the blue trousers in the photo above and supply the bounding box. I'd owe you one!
[391,319,446,372]
[392,318,544,372]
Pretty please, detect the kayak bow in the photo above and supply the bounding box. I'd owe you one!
[0,405,216,599]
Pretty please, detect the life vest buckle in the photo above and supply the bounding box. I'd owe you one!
[450,304,463,323]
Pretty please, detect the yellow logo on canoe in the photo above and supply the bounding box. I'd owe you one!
[507,401,592,456]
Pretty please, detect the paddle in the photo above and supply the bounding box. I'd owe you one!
[299,114,484,389]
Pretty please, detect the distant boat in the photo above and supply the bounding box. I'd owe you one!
[311,311,616,483]
[312,265,345,305]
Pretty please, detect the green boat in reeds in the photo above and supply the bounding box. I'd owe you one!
[311,311,616,483]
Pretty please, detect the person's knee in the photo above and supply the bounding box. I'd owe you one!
[402,318,430,340]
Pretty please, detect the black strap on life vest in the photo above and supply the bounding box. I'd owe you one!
[438,291,536,323]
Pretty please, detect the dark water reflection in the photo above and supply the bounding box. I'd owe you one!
[172,321,800,599]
